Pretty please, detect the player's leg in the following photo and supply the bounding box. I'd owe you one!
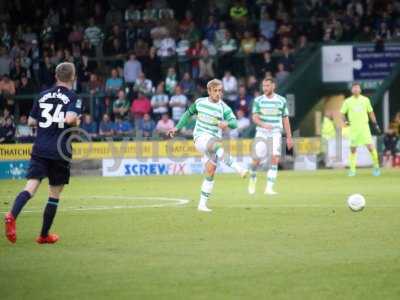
[348,146,357,176]
[4,155,46,243]
[212,141,248,177]
[248,134,269,194]
[36,159,70,244]
[367,143,380,176]
[36,184,64,244]
[265,133,281,195]
[4,179,41,243]
[194,135,216,212]
[248,159,260,195]
[265,155,280,195]
[198,160,216,212]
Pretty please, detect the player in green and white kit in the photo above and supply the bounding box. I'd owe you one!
[340,82,381,177]
[168,79,248,212]
[248,78,293,195]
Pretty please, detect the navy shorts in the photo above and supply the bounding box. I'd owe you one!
[26,155,71,186]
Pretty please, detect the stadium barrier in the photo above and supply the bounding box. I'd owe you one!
[0,138,324,178]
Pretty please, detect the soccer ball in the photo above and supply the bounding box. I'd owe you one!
[347,194,366,212]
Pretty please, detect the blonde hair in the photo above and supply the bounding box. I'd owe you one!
[55,62,76,83]
[207,79,223,90]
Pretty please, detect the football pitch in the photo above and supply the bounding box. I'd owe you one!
[1,169,399,299]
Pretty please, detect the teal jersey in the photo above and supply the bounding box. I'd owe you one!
[252,93,288,134]
[188,97,236,139]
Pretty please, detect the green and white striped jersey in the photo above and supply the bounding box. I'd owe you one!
[252,93,288,134]
[189,97,236,139]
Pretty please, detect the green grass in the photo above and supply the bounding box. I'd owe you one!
[1,169,400,299]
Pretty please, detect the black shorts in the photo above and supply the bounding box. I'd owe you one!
[26,155,71,186]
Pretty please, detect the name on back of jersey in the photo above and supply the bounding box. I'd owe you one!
[38,91,71,104]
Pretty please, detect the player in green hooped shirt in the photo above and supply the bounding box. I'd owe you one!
[168,79,248,212]
[340,82,381,176]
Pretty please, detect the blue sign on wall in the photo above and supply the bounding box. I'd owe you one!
[353,44,400,80]
[0,161,29,179]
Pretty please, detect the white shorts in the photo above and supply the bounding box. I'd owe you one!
[194,134,219,163]
[253,131,282,159]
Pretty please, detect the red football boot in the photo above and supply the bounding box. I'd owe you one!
[4,212,16,244]
[36,233,59,244]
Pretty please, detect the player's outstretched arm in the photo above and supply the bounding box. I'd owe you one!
[168,103,197,138]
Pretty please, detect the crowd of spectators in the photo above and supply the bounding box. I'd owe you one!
[1,0,400,142]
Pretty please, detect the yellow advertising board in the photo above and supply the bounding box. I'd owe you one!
[0,138,320,161]
[0,139,254,161]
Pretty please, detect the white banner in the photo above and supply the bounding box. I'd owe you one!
[102,156,252,177]
[322,45,354,82]
[325,137,376,168]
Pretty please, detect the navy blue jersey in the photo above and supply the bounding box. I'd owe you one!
[30,86,82,160]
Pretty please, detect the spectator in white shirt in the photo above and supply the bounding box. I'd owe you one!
[134,72,153,96]
[123,53,142,85]
[169,85,187,122]
[84,17,104,58]
[222,70,238,107]
[157,34,176,58]
[151,82,169,121]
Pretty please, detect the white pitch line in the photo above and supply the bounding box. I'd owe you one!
[0,196,190,214]
[218,204,400,208]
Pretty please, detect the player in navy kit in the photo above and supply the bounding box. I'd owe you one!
[4,62,81,244]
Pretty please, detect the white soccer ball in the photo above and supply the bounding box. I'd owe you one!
[347,194,366,212]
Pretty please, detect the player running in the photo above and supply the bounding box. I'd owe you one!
[4,62,81,244]
[168,79,248,212]
[248,77,293,195]
[340,82,381,177]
